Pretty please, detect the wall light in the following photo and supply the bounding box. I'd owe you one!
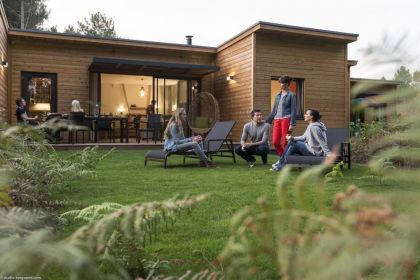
[226,75,234,81]
[1,60,8,68]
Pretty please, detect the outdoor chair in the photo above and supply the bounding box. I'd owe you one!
[130,115,141,140]
[137,114,162,144]
[144,120,236,168]
[94,117,115,142]
[68,112,93,144]
[283,128,351,169]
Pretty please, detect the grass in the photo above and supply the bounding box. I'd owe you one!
[51,149,420,278]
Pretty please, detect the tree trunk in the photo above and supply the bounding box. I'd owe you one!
[20,0,24,29]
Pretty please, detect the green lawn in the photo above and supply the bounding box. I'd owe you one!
[52,149,419,278]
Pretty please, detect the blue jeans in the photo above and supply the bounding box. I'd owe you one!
[235,144,270,164]
[176,141,208,161]
[277,141,314,169]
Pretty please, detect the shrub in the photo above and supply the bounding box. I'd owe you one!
[0,124,110,209]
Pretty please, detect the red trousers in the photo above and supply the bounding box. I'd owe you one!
[272,118,291,156]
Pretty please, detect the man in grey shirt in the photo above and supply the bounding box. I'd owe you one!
[235,109,270,167]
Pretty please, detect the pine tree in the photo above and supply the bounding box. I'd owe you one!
[2,0,49,29]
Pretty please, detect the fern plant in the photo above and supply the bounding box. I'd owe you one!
[219,164,420,279]
[62,194,209,277]
[0,207,129,279]
[0,194,209,279]
[0,124,110,208]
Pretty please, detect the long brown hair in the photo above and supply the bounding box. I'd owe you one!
[163,108,186,139]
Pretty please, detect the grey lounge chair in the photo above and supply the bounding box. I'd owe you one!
[145,121,236,168]
[284,128,351,169]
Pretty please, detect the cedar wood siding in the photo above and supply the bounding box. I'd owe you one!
[9,35,215,124]
[214,34,253,140]
[254,32,349,135]
[0,6,7,122]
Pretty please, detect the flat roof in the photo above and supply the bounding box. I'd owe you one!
[8,20,358,53]
[350,77,402,85]
[217,21,359,51]
[8,28,217,53]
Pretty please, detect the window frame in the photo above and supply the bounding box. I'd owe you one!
[21,71,58,113]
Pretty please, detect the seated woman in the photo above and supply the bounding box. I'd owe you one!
[71,99,84,112]
[270,108,331,171]
[163,108,215,168]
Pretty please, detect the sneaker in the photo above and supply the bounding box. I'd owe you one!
[248,160,256,167]
[269,165,282,172]
[271,160,280,168]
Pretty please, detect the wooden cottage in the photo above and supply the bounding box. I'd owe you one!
[0,4,358,141]
[350,77,401,123]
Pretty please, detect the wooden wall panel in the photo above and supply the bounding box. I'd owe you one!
[0,8,7,122]
[9,38,215,124]
[254,33,349,135]
[214,35,253,140]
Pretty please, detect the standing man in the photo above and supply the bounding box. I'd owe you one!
[146,100,156,115]
[235,109,270,167]
[15,98,38,125]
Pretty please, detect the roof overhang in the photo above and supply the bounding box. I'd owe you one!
[89,57,219,78]
[8,29,217,53]
[218,21,359,51]
[350,77,402,86]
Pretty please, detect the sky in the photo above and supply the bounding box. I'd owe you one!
[43,0,420,79]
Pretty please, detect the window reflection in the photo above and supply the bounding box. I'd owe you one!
[28,77,52,113]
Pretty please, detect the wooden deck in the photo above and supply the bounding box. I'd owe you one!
[52,141,163,150]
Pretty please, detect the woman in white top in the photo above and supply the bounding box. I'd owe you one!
[71,100,84,112]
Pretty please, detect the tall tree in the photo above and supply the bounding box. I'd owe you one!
[2,0,49,29]
[393,66,412,87]
[64,12,117,38]
[413,70,420,83]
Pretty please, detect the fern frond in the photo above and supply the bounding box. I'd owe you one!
[67,194,209,254]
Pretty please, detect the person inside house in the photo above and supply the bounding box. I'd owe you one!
[146,100,156,115]
[235,109,270,167]
[266,75,296,169]
[15,98,38,125]
[270,109,331,171]
[163,108,215,168]
[71,99,84,112]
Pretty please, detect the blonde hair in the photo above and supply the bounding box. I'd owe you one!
[163,108,186,139]
[71,100,84,112]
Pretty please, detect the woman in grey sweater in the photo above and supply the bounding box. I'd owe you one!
[270,109,331,171]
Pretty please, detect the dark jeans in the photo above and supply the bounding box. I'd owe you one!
[235,144,270,164]
[278,141,314,168]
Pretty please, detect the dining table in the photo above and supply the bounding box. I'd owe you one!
[85,115,129,143]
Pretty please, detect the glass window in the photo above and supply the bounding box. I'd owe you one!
[21,72,57,114]
[271,77,304,119]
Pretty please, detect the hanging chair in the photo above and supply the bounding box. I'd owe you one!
[187,92,220,134]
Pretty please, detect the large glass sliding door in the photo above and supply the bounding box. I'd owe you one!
[154,78,188,116]
[97,74,198,121]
